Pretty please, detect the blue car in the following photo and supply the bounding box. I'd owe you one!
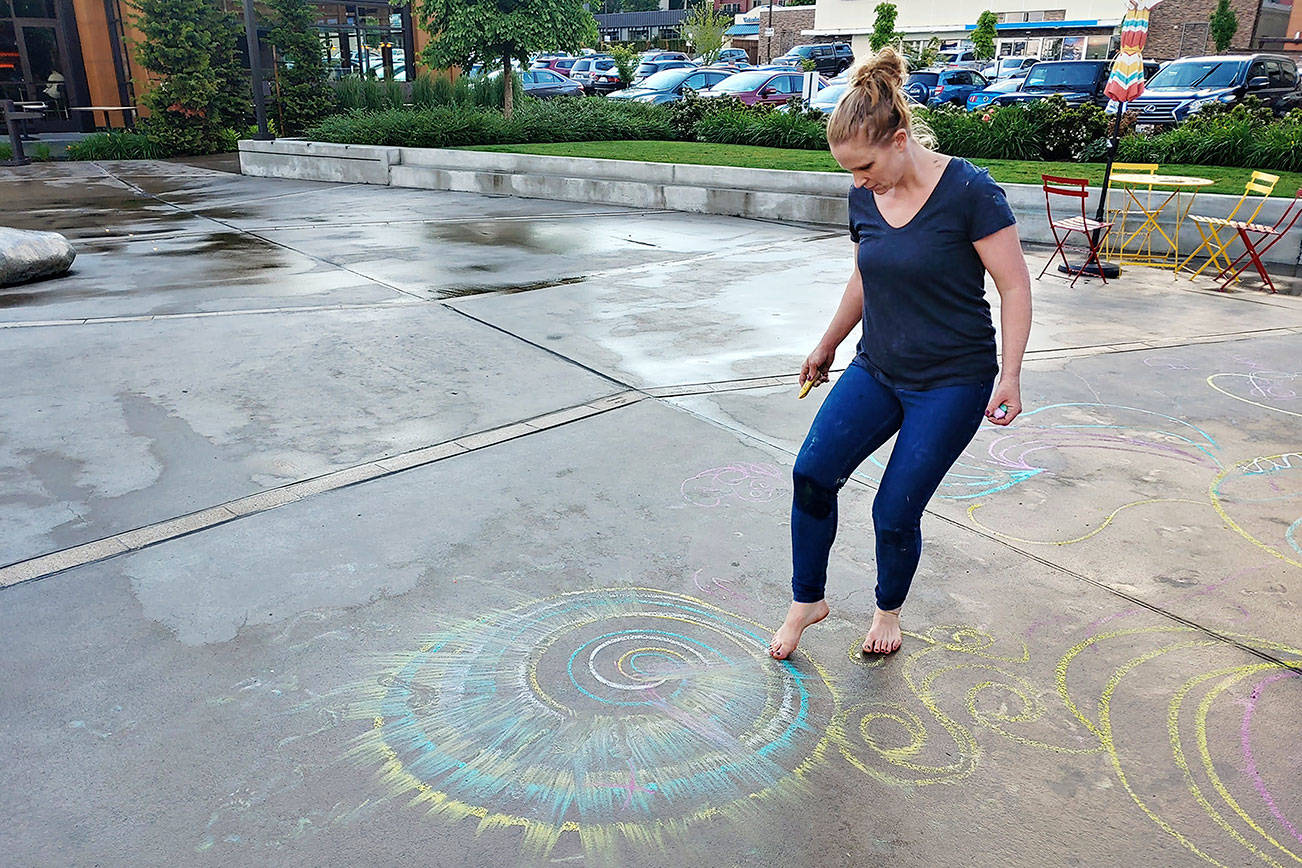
[903,68,990,108]
[966,76,1027,111]
[987,59,1157,109]
[608,67,733,104]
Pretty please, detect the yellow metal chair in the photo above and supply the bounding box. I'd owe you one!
[1179,171,1279,279]
[1104,163,1159,259]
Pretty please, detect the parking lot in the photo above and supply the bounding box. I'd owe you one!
[2,159,1301,866]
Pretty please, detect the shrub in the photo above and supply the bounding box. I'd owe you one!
[920,96,1106,162]
[667,90,749,140]
[266,0,335,134]
[305,96,673,148]
[335,76,406,112]
[132,0,247,155]
[695,102,827,150]
[65,131,168,160]
[0,141,52,161]
[1117,98,1302,172]
[509,96,673,143]
[411,70,473,108]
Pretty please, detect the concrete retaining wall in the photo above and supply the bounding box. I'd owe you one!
[238,139,1302,267]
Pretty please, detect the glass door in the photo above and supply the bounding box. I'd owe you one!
[2,0,81,131]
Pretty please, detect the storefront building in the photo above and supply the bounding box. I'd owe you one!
[806,0,1296,63]
[593,9,687,46]
[4,0,424,135]
[2,0,135,132]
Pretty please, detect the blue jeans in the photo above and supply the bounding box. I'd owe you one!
[791,359,992,610]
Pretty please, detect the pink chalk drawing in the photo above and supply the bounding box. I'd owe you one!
[691,568,746,603]
[680,462,784,508]
[1240,670,1302,847]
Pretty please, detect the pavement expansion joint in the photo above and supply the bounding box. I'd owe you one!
[0,392,645,590]
[0,299,426,329]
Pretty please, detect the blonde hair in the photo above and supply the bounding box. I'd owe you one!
[826,47,935,149]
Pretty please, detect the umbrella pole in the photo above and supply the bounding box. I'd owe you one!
[1096,104,1124,224]
[1060,102,1124,279]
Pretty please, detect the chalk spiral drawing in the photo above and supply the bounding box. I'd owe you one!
[345,587,1300,864]
[681,463,784,507]
[349,588,838,857]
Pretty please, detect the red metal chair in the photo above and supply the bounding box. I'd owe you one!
[1039,175,1114,287]
[1212,188,1302,294]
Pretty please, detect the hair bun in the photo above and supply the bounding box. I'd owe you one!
[850,46,907,92]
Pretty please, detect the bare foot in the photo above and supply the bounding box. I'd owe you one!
[862,608,902,655]
[769,599,829,660]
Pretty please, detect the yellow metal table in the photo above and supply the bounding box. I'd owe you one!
[1103,173,1215,269]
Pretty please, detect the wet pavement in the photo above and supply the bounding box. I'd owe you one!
[2,159,1300,867]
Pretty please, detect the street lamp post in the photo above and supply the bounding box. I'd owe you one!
[241,0,272,140]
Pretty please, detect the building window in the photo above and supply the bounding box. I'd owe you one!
[315,3,412,80]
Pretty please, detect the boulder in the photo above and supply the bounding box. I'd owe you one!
[0,226,76,286]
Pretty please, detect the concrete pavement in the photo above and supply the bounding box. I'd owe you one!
[1,158,1300,867]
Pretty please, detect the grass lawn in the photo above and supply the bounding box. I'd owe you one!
[463,140,1302,198]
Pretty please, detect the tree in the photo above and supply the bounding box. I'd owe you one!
[609,44,638,86]
[903,36,939,70]
[870,3,898,53]
[416,0,598,118]
[622,0,660,11]
[972,10,998,60]
[266,0,335,134]
[1209,0,1238,53]
[131,0,247,154]
[680,2,732,64]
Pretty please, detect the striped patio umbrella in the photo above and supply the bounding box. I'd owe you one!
[1104,0,1162,104]
[1079,0,1163,276]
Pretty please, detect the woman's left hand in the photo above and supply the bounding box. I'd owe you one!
[985,378,1022,426]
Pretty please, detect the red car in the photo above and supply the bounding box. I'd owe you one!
[530,56,579,77]
[698,69,826,106]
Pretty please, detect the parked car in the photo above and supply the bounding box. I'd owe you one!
[520,68,584,99]
[641,51,690,61]
[702,61,751,73]
[698,69,826,106]
[695,48,749,66]
[808,81,848,114]
[773,43,854,76]
[988,59,1159,108]
[531,56,578,76]
[902,67,989,107]
[980,56,1038,80]
[938,48,982,68]
[1125,54,1302,123]
[608,67,734,104]
[571,55,621,94]
[966,75,1028,111]
[633,59,697,82]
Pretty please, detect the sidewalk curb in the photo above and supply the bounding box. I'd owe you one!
[238,139,1302,268]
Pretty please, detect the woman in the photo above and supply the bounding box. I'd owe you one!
[769,48,1032,661]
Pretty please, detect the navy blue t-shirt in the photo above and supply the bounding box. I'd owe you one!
[848,157,1016,390]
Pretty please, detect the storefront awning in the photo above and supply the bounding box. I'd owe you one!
[725,23,759,36]
[963,19,1120,31]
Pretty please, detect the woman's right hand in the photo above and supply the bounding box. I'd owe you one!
[801,345,834,389]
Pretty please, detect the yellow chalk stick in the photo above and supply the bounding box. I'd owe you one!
[798,379,815,399]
